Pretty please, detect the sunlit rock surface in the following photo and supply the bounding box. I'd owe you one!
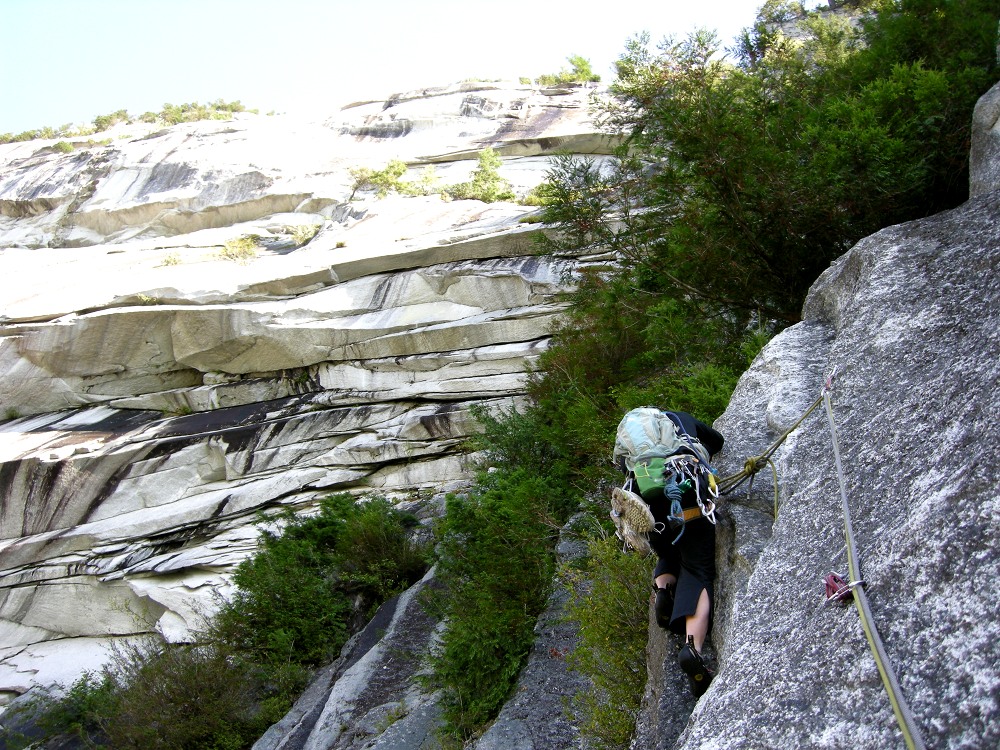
[0,81,612,701]
[652,86,1000,750]
[6,73,997,750]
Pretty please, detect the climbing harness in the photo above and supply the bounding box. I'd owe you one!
[822,373,927,750]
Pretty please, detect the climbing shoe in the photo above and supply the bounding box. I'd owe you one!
[654,584,675,629]
[678,635,714,698]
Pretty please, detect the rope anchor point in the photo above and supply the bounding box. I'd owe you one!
[823,571,866,605]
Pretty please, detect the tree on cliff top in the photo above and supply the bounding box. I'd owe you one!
[588,0,999,324]
[536,54,602,86]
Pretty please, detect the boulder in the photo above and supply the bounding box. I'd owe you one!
[970,80,1000,197]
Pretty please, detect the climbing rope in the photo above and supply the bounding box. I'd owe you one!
[716,374,830,505]
[710,370,926,747]
[822,378,927,750]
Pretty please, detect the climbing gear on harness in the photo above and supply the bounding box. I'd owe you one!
[610,486,660,555]
[823,373,927,750]
[666,503,712,527]
[823,572,865,604]
[665,491,717,544]
[657,453,720,545]
[665,453,719,526]
[678,635,714,698]
[654,584,675,629]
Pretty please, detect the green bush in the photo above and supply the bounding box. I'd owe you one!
[334,497,429,603]
[564,532,652,749]
[219,234,261,263]
[535,54,602,86]
[93,109,129,132]
[611,363,739,423]
[348,154,516,204]
[467,403,567,491]
[210,494,430,668]
[1,128,44,144]
[159,99,246,125]
[0,672,116,749]
[402,165,442,196]
[520,183,556,207]
[426,402,580,739]
[289,223,321,245]
[592,0,998,325]
[445,148,516,203]
[348,159,430,200]
[95,639,267,750]
[214,496,345,667]
[430,469,567,737]
[1,99,252,146]
[5,639,273,750]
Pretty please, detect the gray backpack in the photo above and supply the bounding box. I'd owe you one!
[613,408,710,499]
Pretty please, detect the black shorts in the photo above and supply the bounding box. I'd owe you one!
[644,482,716,635]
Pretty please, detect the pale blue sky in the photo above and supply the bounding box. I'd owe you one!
[1,0,772,134]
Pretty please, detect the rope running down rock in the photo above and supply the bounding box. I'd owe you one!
[823,379,927,750]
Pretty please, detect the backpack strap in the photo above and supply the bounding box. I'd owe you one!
[663,411,689,436]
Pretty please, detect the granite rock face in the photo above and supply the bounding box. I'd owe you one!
[662,168,1000,749]
[971,76,1000,198]
[0,81,611,701]
[4,72,998,750]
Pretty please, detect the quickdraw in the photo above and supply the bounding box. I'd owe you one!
[823,571,865,605]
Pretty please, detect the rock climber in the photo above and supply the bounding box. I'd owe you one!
[612,408,724,697]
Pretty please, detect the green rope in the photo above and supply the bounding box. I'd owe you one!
[718,391,825,498]
[766,457,778,518]
[823,387,927,750]
[714,374,926,746]
[743,456,780,518]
